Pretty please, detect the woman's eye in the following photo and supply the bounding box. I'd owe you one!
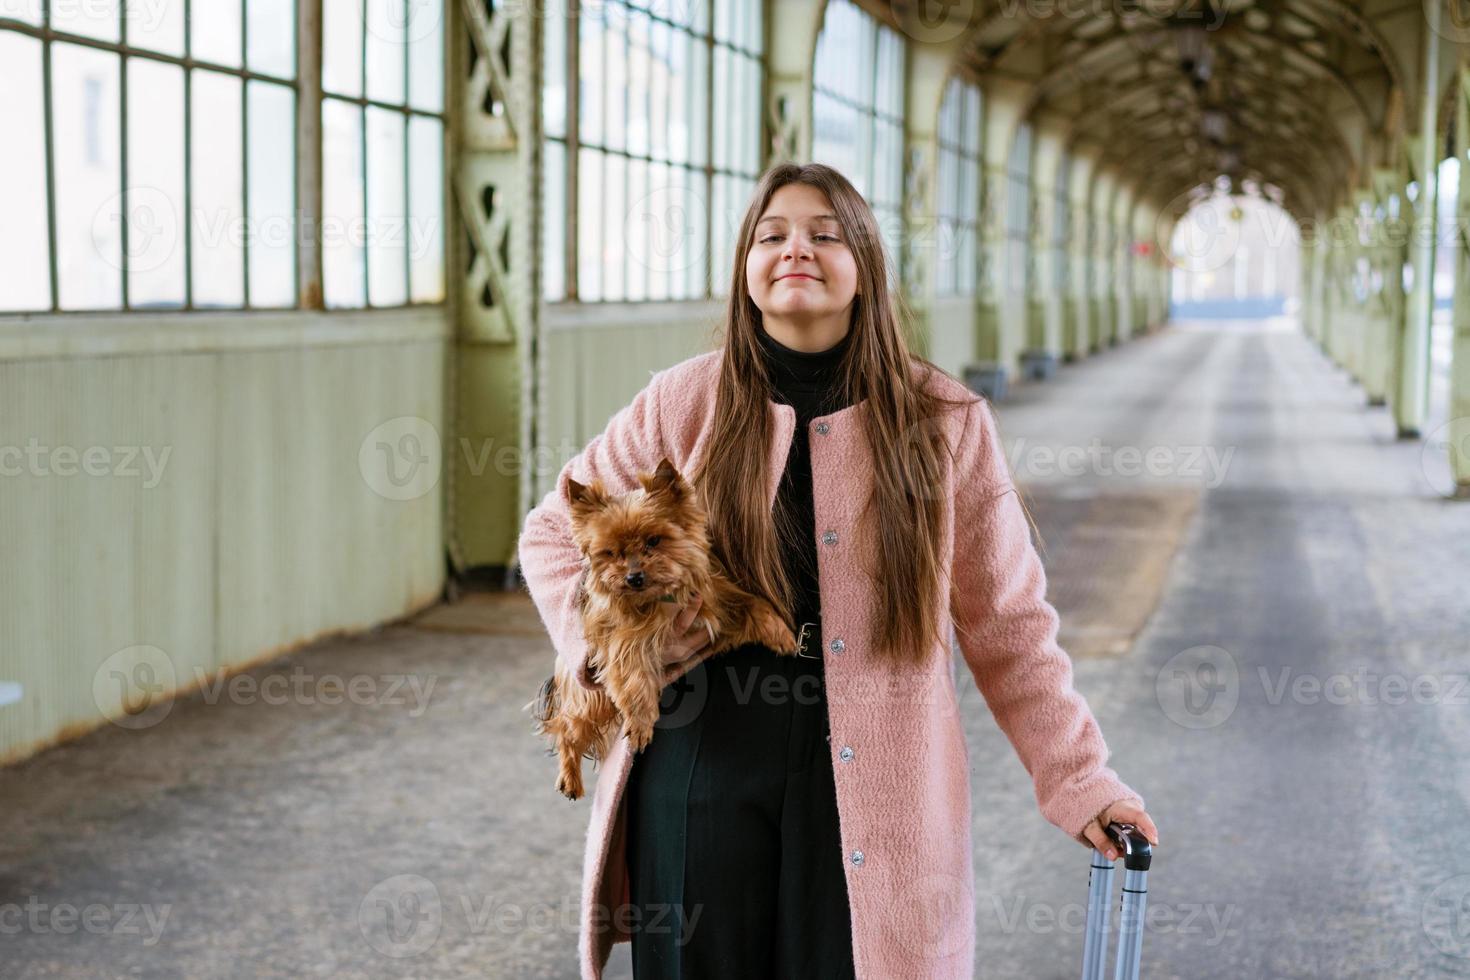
[759,233,838,244]
[646,536,661,548]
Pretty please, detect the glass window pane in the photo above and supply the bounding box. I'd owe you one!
[578,147,602,300]
[681,171,706,299]
[742,53,758,173]
[853,10,871,106]
[10,0,41,24]
[625,156,647,301]
[53,0,117,41]
[0,32,51,311]
[192,0,243,67]
[126,58,186,309]
[644,160,668,301]
[323,0,363,97]
[366,0,406,104]
[247,81,296,307]
[579,1,603,145]
[645,0,674,26]
[129,0,185,55]
[408,0,444,112]
[711,45,728,169]
[322,99,365,307]
[543,139,566,301]
[603,3,626,152]
[886,30,906,117]
[53,43,121,310]
[190,70,244,307]
[627,10,649,158]
[408,115,444,303]
[544,0,567,138]
[602,151,625,300]
[710,172,729,298]
[666,27,686,163]
[686,31,706,166]
[248,0,296,78]
[715,0,733,45]
[366,107,407,306]
[648,20,668,158]
[686,0,708,34]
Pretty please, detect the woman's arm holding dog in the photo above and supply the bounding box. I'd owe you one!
[517,374,671,692]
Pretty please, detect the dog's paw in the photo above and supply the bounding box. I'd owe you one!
[556,773,585,801]
[622,719,656,753]
[754,609,800,656]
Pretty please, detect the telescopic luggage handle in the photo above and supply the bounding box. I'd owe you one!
[1080,822,1153,980]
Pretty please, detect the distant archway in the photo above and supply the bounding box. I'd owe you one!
[1168,188,1300,321]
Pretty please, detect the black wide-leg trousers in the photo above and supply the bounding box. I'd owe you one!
[624,643,857,980]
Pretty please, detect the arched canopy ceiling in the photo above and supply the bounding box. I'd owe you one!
[886,0,1408,220]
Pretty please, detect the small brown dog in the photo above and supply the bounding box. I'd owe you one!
[529,457,800,800]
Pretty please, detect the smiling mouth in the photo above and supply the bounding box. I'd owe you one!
[779,275,820,282]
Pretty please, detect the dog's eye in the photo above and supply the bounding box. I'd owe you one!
[646,535,661,548]
[600,549,613,558]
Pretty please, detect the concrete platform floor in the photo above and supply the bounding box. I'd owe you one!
[3,318,1469,978]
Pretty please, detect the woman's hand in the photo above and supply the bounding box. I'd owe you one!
[660,594,711,673]
[1082,800,1159,860]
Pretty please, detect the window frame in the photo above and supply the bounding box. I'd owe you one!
[811,0,906,278]
[0,0,450,317]
[935,74,982,298]
[542,0,767,305]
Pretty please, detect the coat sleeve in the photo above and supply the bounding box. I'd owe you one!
[516,372,669,692]
[949,397,1144,848]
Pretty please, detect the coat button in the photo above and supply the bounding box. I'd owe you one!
[822,530,838,546]
[815,421,831,435]
[830,638,845,653]
[839,745,854,762]
[851,850,864,866]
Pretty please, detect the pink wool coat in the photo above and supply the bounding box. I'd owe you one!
[516,349,1145,979]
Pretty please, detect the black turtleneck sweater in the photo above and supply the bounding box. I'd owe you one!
[755,323,855,657]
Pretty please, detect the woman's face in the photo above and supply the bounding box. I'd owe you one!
[745,183,859,330]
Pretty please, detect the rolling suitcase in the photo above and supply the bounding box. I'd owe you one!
[1080,822,1154,980]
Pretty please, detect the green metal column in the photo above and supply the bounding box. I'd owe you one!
[1329,203,1358,370]
[764,0,824,165]
[1398,8,1442,438]
[900,44,962,363]
[1448,64,1470,495]
[452,0,539,571]
[1368,173,1408,407]
[1299,237,1316,342]
[977,160,1006,365]
[1025,159,1049,360]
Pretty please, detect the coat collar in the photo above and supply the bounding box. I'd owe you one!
[759,399,867,511]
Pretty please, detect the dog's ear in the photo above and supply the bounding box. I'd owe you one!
[640,457,687,500]
[567,476,607,510]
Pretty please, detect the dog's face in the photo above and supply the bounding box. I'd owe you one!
[566,458,709,600]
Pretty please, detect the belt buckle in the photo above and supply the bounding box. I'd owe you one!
[794,621,819,659]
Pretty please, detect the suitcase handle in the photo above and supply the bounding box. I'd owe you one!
[1104,822,1153,872]
[1080,822,1154,980]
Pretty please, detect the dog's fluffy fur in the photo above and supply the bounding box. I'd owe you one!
[528,457,800,800]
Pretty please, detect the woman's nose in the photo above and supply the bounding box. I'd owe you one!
[782,236,813,260]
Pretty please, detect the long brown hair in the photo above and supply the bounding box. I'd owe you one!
[691,162,983,668]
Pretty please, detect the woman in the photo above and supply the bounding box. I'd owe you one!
[518,163,1159,980]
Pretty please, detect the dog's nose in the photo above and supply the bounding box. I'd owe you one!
[625,571,645,589]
